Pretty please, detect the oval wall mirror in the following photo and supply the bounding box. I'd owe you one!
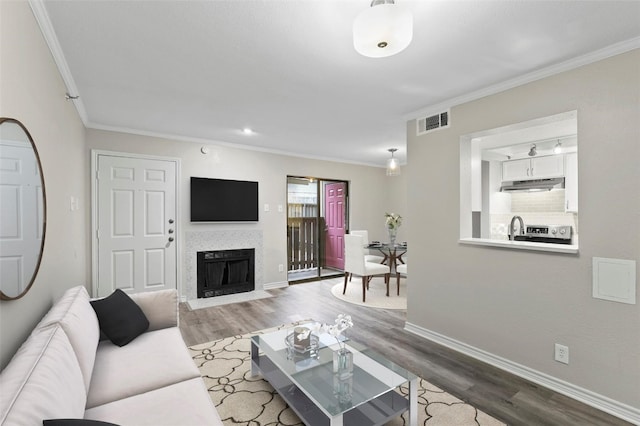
[0,118,46,300]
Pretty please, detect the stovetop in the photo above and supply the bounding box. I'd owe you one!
[510,224,573,244]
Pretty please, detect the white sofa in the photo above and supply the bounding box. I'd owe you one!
[0,286,222,426]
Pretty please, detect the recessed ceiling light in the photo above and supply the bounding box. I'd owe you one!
[242,128,254,135]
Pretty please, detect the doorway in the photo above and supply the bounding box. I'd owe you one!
[91,151,179,297]
[287,176,347,283]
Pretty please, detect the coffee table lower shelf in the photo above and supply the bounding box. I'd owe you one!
[252,354,409,426]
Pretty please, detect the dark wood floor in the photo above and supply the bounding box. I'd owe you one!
[179,278,631,426]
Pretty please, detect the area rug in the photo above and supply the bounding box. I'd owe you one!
[329,277,407,310]
[189,322,505,426]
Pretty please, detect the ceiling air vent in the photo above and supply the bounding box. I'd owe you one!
[417,111,449,135]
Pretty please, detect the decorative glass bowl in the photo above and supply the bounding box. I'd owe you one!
[285,332,320,360]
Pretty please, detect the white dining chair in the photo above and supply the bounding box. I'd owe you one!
[350,230,385,264]
[343,234,390,302]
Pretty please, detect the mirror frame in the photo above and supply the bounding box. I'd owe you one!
[0,117,47,301]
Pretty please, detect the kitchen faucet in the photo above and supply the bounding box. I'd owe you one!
[509,216,525,241]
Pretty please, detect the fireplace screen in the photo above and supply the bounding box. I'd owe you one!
[197,249,255,298]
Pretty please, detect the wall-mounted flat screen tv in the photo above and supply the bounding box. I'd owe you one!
[190,177,259,222]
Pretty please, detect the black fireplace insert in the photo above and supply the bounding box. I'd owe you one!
[197,248,255,298]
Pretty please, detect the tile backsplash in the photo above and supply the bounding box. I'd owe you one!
[511,190,565,212]
[491,190,578,241]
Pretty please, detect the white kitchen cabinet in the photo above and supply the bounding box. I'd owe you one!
[502,154,565,181]
[565,152,578,212]
[533,155,564,178]
[502,158,533,181]
[501,158,530,181]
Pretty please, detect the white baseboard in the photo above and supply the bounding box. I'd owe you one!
[263,281,288,290]
[404,322,640,425]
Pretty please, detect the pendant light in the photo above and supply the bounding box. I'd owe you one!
[386,148,401,176]
[353,0,413,58]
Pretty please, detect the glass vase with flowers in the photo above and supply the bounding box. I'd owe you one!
[385,212,402,245]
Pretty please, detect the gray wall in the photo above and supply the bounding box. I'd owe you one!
[0,1,89,369]
[86,129,407,288]
[406,50,639,407]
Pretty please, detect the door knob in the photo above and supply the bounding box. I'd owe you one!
[168,229,174,234]
[168,219,174,224]
[168,237,174,242]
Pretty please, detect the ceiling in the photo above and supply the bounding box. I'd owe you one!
[37,0,640,167]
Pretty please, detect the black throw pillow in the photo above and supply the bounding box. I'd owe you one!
[90,289,149,347]
[44,420,120,426]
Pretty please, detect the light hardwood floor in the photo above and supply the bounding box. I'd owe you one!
[179,278,631,426]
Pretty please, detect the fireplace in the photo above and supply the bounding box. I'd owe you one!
[197,249,255,298]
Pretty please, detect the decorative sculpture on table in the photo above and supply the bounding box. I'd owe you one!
[385,212,402,245]
[293,326,311,350]
[285,328,319,362]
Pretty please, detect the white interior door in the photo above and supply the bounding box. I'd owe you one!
[0,143,43,295]
[96,154,177,297]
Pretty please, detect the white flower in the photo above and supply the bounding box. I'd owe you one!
[385,212,402,230]
[300,314,354,349]
[325,314,353,349]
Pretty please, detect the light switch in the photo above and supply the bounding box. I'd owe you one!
[69,196,79,211]
[593,257,636,305]
[277,204,283,213]
[264,203,270,212]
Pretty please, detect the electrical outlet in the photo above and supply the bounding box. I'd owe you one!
[278,264,284,272]
[554,343,569,364]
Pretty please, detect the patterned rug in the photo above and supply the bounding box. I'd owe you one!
[189,322,505,426]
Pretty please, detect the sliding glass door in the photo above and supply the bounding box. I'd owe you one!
[286,176,348,283]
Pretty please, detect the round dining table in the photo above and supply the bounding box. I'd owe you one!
[367,242,407,271]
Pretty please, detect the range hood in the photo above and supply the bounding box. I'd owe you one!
[500,177,565,192]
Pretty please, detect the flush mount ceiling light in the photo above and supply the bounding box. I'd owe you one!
[528,144,537,157]
[353,0,413,58]
[242,127,254,135]
[386,148,401,176]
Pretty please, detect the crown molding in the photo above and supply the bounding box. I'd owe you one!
[405,37,640,121]
[87,122,385,168]
[29,0,89,124]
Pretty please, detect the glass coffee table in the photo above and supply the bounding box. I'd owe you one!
[251,323,418,426]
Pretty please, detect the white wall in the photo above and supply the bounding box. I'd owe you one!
[0,1,88,369]
[86,129,407,291]
[406,49,639,412]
